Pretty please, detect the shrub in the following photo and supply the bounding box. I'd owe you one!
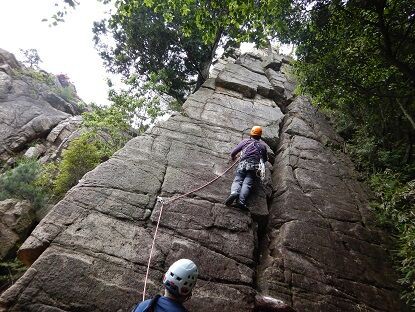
[0,159,47,209]
[23,68,55,86]
[53,134,102,197]
[56,86,76,102]
[33,163,59,196]
[0,258,26,293]
[370,171,415,307]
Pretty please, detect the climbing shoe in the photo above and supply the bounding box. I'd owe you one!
[224,194,238,206]
[234,200,248,211]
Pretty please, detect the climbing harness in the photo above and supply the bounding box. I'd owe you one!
[239,139,266,181]
[142,158,239,301]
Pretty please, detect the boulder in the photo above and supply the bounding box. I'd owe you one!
[216,63,275,99]
[0,199,36,260]
[43,93,81,115]
[209,57,236,79]
[24,144,46,159]
[0,98,69,155]
[0,49,21,70]
[236,53,266,75]
[40,115,83,162]
[183,87,283,149]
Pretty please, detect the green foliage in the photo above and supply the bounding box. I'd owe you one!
[42,0,79,26]
[56,86,76,102]
[370,172,415,307]
[53,134,103,197]
[94,0,262,114]
[138,0,279,44]
[19,48,42,69]
[82,90,145,153]
[92,0,304,120]
[19,68,55,86]
[0,159,48,209]
[0,258,26,292]
[33,162,59,194]
[92,0,243,112]
[51,88,145,197]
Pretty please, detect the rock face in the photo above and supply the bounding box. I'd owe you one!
[0,50,404,311]
[0,199,36,260]
[0,48,84,166]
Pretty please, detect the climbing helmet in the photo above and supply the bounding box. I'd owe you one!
[163,259,198,297]
[250,126,263,137]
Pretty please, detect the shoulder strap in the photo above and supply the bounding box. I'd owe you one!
[242,139,263,158]
[145,295,161,312]
[240,139,255,158]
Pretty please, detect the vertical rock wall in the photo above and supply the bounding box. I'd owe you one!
[0,51,403,312]
[257,97,403,311]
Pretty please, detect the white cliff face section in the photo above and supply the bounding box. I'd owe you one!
[0,51,403,312]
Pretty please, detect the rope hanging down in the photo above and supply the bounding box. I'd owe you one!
[142,159,239,301]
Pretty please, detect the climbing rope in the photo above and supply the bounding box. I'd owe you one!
[142,159,239,301]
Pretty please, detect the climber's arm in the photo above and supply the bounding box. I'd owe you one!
[230,140,248,160]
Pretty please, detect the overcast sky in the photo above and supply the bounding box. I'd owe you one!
[0,1,293,108]
[0,1,112,105]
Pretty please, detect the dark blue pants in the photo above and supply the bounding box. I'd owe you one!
[230,166,256,206]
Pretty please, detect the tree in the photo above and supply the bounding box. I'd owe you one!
[92,0,233,107]
[53,135,102,196]
[19,49,43,69]
[290,1,415,126]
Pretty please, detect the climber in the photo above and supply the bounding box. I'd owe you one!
[224,126,268,210]
[133,259,199,312]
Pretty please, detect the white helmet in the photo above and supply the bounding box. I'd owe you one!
[162,259,198,297]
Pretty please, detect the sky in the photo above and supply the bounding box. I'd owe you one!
[0,1,113,105]
[0,1,293,107]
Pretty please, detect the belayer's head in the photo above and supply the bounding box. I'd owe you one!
[163,259,198,302]
[250,126,262,139]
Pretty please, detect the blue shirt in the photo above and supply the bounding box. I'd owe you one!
[133,296,188,312]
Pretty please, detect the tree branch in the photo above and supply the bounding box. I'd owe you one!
[398,98,415,131]
[375,2,415,86]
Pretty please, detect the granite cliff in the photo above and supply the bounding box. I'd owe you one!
[0,50,404,311]
[0,48,86,292]
[0,48,84,168]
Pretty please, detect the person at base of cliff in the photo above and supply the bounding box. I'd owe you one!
[133,259,198,312]
[224,125,268,210]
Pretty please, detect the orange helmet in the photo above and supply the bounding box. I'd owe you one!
[250,126,263,137]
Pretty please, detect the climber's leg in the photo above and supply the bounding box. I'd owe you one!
[238,170,255,208]
[225,168,246,206]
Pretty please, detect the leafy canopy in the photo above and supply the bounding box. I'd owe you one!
[93,0,233,109]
